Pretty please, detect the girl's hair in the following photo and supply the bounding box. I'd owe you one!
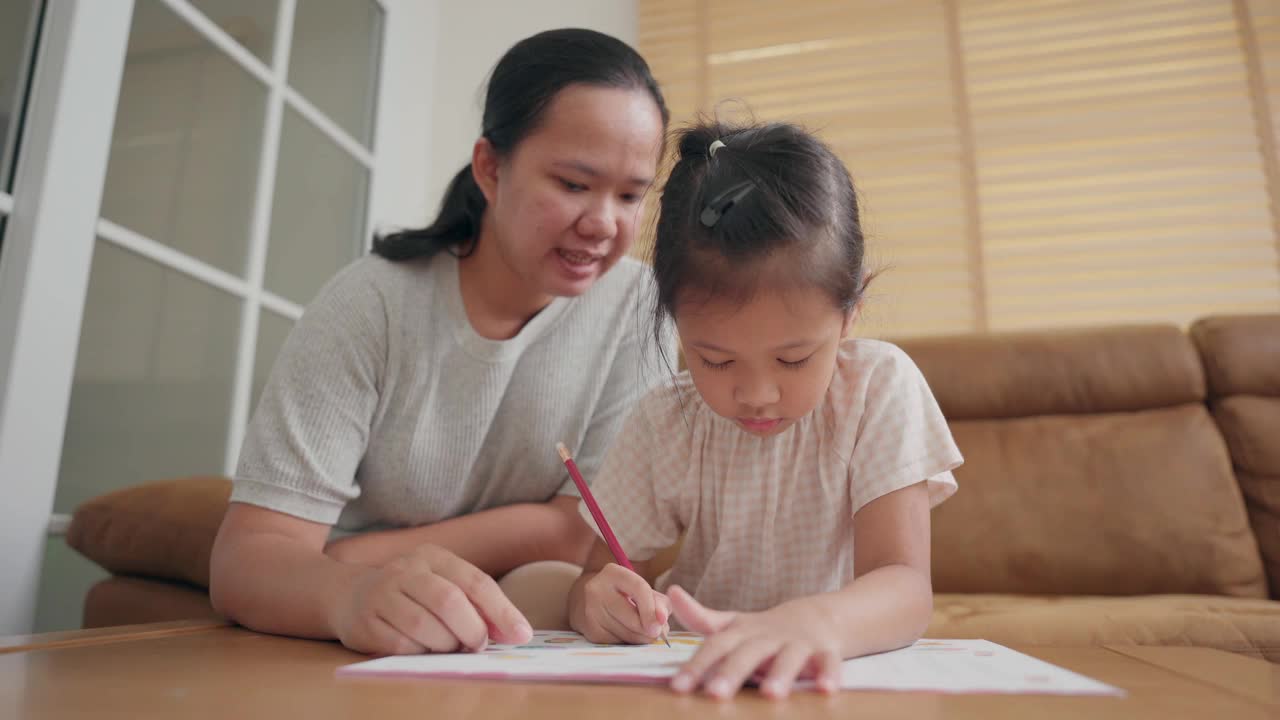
[652,120,867,346]
[373,28,669,261]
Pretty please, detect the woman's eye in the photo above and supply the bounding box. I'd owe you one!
[779,355,812,369]
[700,357,732,371]
[560,178,587,192]
[621,192,640,204]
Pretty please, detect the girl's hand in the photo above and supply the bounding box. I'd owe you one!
[576,563,671,645]
[329,544,533,655]
[668,585,842,700]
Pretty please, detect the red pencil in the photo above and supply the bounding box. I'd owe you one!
[557,442,670,647]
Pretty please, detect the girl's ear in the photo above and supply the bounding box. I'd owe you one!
[471,137,501,205]
[841,303,860,338]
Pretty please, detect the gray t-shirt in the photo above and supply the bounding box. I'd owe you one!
[232,252,672,531]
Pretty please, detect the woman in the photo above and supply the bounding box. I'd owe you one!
[210,28,671,656]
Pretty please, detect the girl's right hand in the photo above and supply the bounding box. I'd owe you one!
[329,544,533,655]
[577,562,670,645]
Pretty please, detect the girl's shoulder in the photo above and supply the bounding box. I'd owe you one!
[834,337,925,387]
[825,338,934,430]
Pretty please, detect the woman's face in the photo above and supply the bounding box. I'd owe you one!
[473,84,665,298]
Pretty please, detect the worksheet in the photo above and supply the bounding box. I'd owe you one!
[337,631,1124,696]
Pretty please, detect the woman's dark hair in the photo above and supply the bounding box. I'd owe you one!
[652,119,867,350]
[373,28,669,261]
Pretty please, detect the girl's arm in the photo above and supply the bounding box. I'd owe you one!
[324,495,598,575]
[568,539,670,644]
[810,478,935,655]
[668,481,934,699]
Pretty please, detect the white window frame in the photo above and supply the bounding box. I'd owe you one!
[0,0,412,634]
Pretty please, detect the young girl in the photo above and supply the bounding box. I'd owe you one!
[567,120,962,699]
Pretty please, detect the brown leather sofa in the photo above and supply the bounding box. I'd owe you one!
[67,314,1280,661]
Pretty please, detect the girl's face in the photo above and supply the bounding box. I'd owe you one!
[676,285,855,437]
[473,84,665,298]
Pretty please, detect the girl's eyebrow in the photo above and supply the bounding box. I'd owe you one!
[690,339,821,353]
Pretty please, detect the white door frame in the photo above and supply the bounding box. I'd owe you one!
[0,0,134,634]
[0,0,431,635]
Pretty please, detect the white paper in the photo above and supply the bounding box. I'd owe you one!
[337,631,1123,696]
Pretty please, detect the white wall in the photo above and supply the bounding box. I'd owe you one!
[422,0,637,218]
[368,0,440,233]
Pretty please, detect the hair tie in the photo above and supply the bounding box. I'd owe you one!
[708,139,726,158]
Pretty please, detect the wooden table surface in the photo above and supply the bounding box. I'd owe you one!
[2,620,1276,719]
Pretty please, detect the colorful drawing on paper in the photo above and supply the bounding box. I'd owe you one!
[337,632,1124,696]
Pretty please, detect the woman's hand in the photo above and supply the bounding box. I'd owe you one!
[668,585,842,700]
[572,562,671,645]
[329,544,533,655]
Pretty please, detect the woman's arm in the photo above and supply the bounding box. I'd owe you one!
[210,502,532,654]
[667,481,934,698]
[210,502,358,639]
[323,495,597,574]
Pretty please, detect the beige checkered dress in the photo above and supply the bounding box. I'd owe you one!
[580,338,961,613]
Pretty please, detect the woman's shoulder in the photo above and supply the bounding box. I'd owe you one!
[631,371,707,430]
[307,254,441,317]
[581,256,653,309]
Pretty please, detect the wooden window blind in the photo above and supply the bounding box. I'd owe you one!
[638,0,1280,336]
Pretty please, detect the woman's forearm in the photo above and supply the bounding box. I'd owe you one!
[210,520,365,639]
[325,496,595,575]
[809,563,934,659]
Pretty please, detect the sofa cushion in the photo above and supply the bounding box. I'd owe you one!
[931,404,1268,598]
[66,476,231,589]
[898,325,1205,420]
[1213,396,1280,476]
[1193,314,1280,599]
[929,593,1280,662]
[82,576,220,629]
[1211,394,1280,599]
[1190,314,1280,398]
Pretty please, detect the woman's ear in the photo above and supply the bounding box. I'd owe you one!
[471,137,501,205]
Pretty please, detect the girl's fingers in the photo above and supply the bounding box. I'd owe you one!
[759,643,812,700]
[654,591,672,626]
[671,630,740,694]
[667,585,735,635]
[701,638,781,700]
[620,585,662,637]
[594,603,650,645]
[594,565,661,639]
[813,649,842,694]
[601,593,656,643]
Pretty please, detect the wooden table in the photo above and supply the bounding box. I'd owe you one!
[2,620,1277,719]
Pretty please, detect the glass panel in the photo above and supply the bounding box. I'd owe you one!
[288,0,383,145]
[252,309,294,413]
[189,0,278,64]
[265,107,368,304]
[0,0,42,190]
[99,0,267,277]
[33,537,108,632]
[55,240,240,514]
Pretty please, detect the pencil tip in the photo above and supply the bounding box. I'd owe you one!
[556,442,571,462]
